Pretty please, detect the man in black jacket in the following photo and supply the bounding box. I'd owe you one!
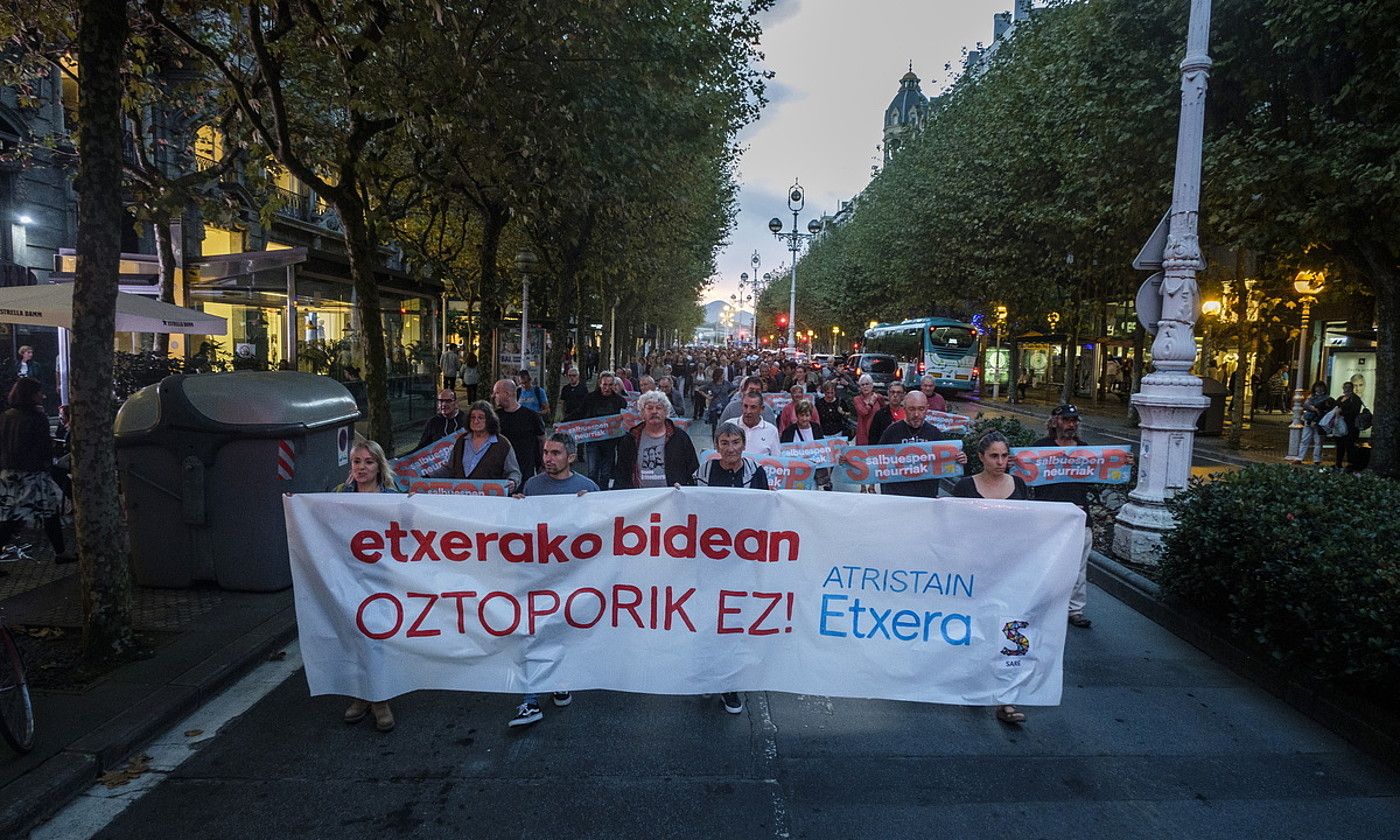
[583,371,628,488]
[558,366,590,422]
[1030,403,1104,630]
[615,391,698,489]
[415,389,464,451]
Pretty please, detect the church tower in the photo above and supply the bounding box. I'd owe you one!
[882,64,929,163]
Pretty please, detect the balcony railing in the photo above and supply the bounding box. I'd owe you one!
[274,185,313,220]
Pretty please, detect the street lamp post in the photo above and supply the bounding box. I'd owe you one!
[769,180,822,349]
[515,249,538,378]
[992,305,1008,399]
[1113,0,1214,564]
[1286,270,1325,461]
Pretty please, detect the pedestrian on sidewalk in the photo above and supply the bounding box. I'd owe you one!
[1016,367,1031,401]
[1333,381,1364,471]
[336,438,399,732]
[439,343,460,391]
[950,431,1031,725]
[1299,381,1335,465]
[0,377,74,566]
[508,432,597,728]
[461,351,480,403]
[1030,404,1102,630]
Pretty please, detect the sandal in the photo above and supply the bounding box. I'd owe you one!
[996,705,1026,725]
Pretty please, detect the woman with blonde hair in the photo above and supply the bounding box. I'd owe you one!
[335,437,398,731]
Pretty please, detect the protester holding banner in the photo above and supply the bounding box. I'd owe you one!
[335,438,400,732]
[951,432,1029,501]
[852,374,885,446]
[615,391,699,489]
[874,391,968,498]
[868,381,907,446]
[415,389,465,452]
[780,400,833,491]
[583,372,628,489]
[918,374,949,413]
[1032,404,1097,629]
[431,400,522,490]
[696,421,769,491]
[507,432,599,728]
[493,379,546,481]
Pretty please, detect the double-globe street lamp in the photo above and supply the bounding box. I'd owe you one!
[769,180,822,349]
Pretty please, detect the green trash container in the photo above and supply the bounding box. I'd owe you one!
[115,371,360,591]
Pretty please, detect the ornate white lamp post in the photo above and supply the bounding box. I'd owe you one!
[1113,0,1214,564]
[1285,270,1325,460]
[769,180,822,349]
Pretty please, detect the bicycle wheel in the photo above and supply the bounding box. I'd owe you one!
[0,623,35,753]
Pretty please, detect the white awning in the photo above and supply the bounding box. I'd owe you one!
[0,283,227,334]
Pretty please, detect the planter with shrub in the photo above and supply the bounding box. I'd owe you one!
[1160,464,1400,694]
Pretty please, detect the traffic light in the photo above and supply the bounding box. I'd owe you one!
[776,313,788,329]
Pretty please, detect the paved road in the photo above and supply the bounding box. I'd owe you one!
[35,579,1398,839]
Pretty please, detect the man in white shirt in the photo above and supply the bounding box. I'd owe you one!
[738,392,780,458]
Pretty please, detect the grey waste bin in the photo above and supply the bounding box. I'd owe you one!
[115,371,360,591]
[1196,376,1228,436]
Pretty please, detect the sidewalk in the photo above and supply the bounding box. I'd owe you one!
[0,557,295,835]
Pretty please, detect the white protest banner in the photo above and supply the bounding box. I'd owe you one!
[926,410,973,433]
[551,412,692,444]
[284,489,1082,705]
[554,414,627,443]
[389,431,464,486]
[839,440,964,485]
[404,478,512,496]
[1009,445,1133,486]
[762,392,793,414]
[699,449,815,490]
[779,437,846,469]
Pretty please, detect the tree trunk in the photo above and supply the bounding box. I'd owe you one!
[1357,242,1396,478]
[475,205,507,383]
[1227,251,1249,449]
[339,207,392,451]
[73,0,135,662]
[152,218,176,354]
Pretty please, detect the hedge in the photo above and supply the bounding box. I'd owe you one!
[1161,464,1400,693]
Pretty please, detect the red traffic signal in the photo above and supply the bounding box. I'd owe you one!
[776,313,789,328]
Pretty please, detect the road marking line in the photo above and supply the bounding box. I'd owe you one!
[753,692,791,839]
[30,641,304,840]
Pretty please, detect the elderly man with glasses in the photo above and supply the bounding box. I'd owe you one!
[414,389,465,452]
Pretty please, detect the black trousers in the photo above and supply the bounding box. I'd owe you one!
[0,516,65,554]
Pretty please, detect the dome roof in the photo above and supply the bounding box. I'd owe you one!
[885,67,928,127]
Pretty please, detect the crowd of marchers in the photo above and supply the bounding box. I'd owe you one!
[328,345,1121,733]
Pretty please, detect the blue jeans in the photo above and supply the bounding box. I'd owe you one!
[1299,423,1324,462]
[589,440,617,489]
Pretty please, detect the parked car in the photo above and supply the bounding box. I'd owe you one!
[847,352,901,392]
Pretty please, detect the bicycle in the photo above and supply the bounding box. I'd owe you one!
[0,618,35,753]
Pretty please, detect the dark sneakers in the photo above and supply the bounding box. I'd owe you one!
[1068,612,1093,629]
[509,703,543,727]
[721,692,744,714]
[552,692,573,707]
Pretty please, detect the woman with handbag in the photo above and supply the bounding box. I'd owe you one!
[1333,381,1364,471]
[1299,382,1335,466]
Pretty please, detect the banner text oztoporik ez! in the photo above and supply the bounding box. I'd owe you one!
[285,488,1083,705]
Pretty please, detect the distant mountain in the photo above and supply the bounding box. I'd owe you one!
[701,299,753,330]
